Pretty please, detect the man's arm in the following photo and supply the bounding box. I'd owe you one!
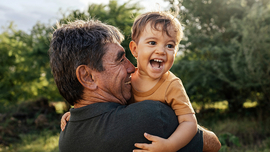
[199,126,221,152]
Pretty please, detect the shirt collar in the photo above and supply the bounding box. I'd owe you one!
[69,102,122,121]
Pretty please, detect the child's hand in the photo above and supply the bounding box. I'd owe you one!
[60,112,71,131]
[133,133,173,152]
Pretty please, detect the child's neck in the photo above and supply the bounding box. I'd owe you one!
[131,69,163,92]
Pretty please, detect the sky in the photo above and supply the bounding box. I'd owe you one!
[0,0,170,33]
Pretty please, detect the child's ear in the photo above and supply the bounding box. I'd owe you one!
[129,41,138,58]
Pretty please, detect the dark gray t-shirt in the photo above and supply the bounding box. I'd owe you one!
[59,100,203,152]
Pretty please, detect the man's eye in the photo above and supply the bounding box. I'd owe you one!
[120,58,125,62]
[148,41,156,45]
[167,44,175,48]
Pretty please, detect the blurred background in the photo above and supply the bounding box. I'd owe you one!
[0,0,269,151]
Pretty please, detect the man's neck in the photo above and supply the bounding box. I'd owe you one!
[73,99,97,109]
[74,92,127,109]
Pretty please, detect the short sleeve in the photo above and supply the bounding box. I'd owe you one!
[165,79,195,116]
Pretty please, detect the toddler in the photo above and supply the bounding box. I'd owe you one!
[129,11,197,152]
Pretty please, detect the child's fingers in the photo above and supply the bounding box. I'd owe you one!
[66,113,71,121]
[133,150,148,152]
[62,112,70,121]
[134,143,150,150]
[143,132,160,142]
[60,112,71,131]
[61,119,66,131]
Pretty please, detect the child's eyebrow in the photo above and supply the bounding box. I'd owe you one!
[168,40,177,44]
[145,37,157,40]
[115,51,125,62]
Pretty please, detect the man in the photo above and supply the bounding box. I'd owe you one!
[49,20,221,152]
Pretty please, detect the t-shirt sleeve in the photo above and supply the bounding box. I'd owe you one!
[165,79,195,116]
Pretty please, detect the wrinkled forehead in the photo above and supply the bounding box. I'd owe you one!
[103,43,124,60]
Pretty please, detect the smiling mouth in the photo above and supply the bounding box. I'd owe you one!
[150,59,163,68]
[125,81,131,85]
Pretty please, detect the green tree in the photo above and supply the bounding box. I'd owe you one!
[169,0,270,111]
[0,23,39,105]
[228,1,270,109]
[59,0,142,65]
[0,22,62,107]
[28,22,63,102]
[0,23,20,105]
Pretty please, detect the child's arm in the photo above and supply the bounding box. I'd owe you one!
[60,112,71,131]
[134,113,197,152]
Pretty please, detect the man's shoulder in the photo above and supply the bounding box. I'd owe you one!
[128,100,169,107]
[126,100,175,116]
[118,100,178,138]
[121,100,178,128]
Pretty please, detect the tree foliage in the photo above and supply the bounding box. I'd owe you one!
[0,22,60,106]
[170,0,270,111]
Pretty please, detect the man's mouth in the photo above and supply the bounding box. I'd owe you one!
[125,75,131,84]
[125,81,131,85]
[150,59,163,68]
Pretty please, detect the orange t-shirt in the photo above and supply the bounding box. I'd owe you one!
[131,71,195,116]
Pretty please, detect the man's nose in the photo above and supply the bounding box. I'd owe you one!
[126,59,135,74]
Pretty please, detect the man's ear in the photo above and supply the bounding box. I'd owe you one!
[76,65,97,90]
[129,41,138,58]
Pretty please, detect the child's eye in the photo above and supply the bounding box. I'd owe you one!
[167,44,175,48]
[148,41,156,45]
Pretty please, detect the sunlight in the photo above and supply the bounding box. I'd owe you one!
[243,100,258,108]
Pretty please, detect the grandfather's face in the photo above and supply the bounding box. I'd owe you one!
[96,43,135,104]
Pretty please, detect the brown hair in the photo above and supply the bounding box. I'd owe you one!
[131,11,183,43]
[49,20,124,105]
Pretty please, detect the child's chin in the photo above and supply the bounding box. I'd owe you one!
[149,73,163,80]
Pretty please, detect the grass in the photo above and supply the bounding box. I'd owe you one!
[0,130,59,152]
[194,101,270,151]
[212,117,270,151]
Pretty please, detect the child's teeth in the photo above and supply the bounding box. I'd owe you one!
[154,59,162,62]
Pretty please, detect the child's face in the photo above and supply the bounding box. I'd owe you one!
[131,23,178,80]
